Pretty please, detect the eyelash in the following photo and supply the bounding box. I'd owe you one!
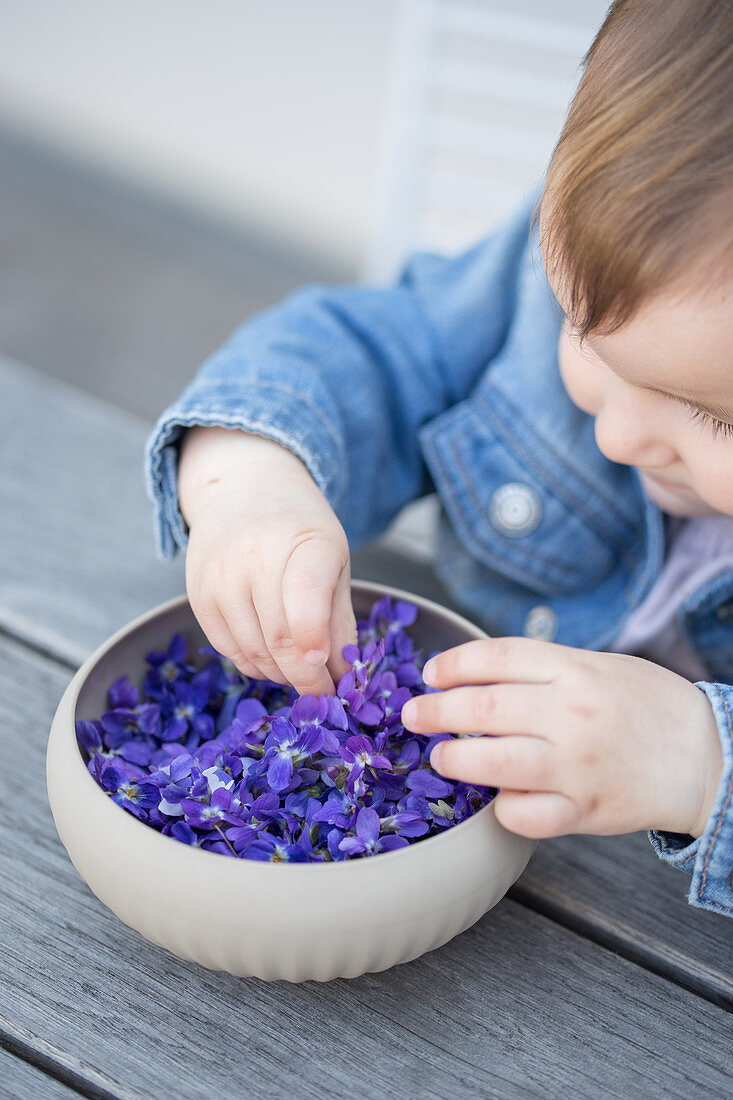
[681,401,733,441]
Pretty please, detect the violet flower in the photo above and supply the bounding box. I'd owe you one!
[77,595,496,862]
[341,734,392,799]
[338,807,410,858]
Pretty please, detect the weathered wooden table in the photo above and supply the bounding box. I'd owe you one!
[2,354,731,1099]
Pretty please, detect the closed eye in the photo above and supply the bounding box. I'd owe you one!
[680,399,733,441]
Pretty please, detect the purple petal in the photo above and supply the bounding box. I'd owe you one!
[296,727,324,755]
[338,837,366,856]
[396,662,422,686]
[406,770,455,799]
[318,728,341,754]
[99,762,125,791]
[159,715,188,743]
[234,697,268,725]
[168,634,188,663]
[137,703,162,736]
[393,600,418,628]
[225,824,258,852]
[344,734,372,756]
[170,821,198,846]
[395,739,421,769]
[352,700,383,726]
[327,828,346,860]
[119,740,154,766]
[378,835,410,852]
[355,806,380,843]
[393,810,430,837]
[341,644,361,665]
[192,713,215,740]
[325,696,349,730]
[130,782,160,808]
[169,753,194,781]
[75,720,103,754]
[210,787,234,811]
[251,792,281,817]
[108,676,139,709]
[291,694,329,726]
[267,754,294,792]
[369,753,393,772]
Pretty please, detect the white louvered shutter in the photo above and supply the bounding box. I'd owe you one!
[367,0,610,561]
[363,0,610,284]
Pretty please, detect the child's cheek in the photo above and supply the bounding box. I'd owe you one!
[557,327,602,418]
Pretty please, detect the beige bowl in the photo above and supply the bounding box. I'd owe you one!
[47,580,535,982]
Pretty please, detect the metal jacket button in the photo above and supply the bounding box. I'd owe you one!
[524,605,558,641]
[489,482,543,537]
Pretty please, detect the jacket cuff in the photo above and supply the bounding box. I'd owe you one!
[143,378,345,561]
[648,681,733,916]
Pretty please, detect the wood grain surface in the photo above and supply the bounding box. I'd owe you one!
[0,1046,86,1100]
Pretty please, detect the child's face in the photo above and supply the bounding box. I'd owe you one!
[556,279,733,517]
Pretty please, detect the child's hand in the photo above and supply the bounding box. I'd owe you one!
[178,427,357,696]
[401,638,724,840]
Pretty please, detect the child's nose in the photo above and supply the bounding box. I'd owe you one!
[593,389,677,470]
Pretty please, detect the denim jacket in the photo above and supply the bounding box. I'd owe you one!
[144,197,733,917]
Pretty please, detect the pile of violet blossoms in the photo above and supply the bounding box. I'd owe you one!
[76,596,496,862]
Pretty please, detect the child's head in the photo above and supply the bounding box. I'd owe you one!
[539,0,733,518]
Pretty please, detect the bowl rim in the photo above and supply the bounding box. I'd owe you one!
[59,579,505,874]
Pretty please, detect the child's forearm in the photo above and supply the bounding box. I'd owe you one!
[177,426,313,528]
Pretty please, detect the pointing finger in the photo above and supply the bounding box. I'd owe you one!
[422,636,568,690]
[326,564,358,684]
[282,537,345,668]
[402,683,549,738]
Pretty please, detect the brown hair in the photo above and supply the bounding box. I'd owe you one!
[539,0,733,337]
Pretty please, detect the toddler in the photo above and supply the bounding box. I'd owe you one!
[145,0,733,915]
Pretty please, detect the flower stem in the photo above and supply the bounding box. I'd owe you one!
[213,823,238,857]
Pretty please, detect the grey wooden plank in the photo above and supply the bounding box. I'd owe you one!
[511,834,733,1009]
[0,1046,83,1100]
[0,125,346,420]
[2,352,733,1007]
[0,354,185,664]
[2,634,732,1100]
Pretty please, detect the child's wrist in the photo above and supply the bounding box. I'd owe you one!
[177,426,313,526]
[677,692,723,839]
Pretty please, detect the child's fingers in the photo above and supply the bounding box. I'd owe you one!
[253,582,336,697]
[235,656,271,681]
[491,790,579,839]
[188,594,271,682]
[282,537,345,667]
[402,683,548,738]
[326,565,358,683]
[430,734,555,791]
[423,636,567,689]
[221,597,292,686]
[212,601,272,680]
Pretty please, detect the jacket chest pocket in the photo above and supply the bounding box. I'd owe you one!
[419,390,642,597]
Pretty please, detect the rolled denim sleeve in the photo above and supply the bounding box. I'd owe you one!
[143,198,538,561]
[648,681,733,916]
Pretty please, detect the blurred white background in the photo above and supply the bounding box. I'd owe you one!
[0,0,610,273]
